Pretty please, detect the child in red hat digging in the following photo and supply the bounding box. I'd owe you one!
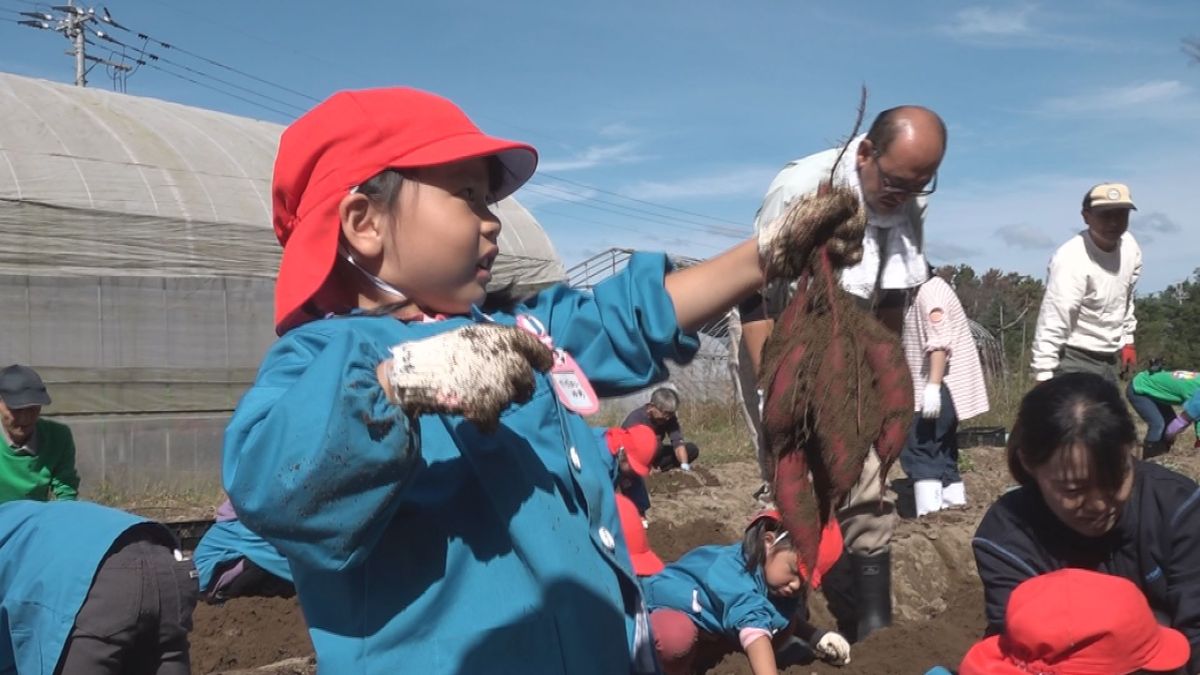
[642,511,850,674]
[222,87,862,674]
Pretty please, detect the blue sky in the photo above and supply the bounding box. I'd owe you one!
[1,0,1197,292]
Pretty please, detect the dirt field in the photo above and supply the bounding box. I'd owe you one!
[191,444,1200,675]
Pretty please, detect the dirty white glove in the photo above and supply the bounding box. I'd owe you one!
[815,631,851,666]
[382,324,555,432]
[921,383,942,420]
[757,183,866,282]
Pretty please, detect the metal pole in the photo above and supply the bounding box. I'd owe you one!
[70,0,86,86]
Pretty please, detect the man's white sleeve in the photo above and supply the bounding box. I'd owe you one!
[1122,245,1142,346]
[1030,250,1086,379]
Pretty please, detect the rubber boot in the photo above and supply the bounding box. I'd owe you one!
[852,549,892,640]
[941,481,967,508]
[913,480,943,517]
[1143,441,1170,460]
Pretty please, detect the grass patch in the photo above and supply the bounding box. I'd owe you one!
[594,400,755,466]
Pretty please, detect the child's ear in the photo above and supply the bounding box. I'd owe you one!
[339,192,386,259]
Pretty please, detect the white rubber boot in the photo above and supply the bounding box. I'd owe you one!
[941,481,967,508]
[914,480,944,517]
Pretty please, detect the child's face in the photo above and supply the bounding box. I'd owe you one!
[377,158,501,314]
[763,543,802,599]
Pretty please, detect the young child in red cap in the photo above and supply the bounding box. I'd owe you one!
[603,423,659,525]
[221,87,861,674]
[958,568,1190,675]
[642,511,850,674]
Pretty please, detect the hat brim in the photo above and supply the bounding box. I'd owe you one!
[396,134,537,202]
[1088,202,1137,212]
[626,453,652,477]
[1141,625,1191,672]
[1,390,51,409]
[958,636,1022,674]
[631,549,665,576]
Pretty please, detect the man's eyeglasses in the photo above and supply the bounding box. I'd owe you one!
[873,150,937,197]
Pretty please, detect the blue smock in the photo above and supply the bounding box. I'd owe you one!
[193,519,293,591]
[0,500,154,675]
[223,253,698,674]
[641,543,798,641]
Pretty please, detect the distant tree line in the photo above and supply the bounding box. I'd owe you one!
[932,265,1200,376]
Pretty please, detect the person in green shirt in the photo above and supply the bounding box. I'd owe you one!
[0,364,80,503]
[1126,360,1200,458]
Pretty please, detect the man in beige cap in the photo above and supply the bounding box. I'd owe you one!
[1030,183,1142,383]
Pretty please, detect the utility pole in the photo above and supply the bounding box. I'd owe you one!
[17,2,130,87]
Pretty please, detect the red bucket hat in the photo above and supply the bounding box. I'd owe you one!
[747,509,843,589]
[959,569,1190,675]
[605,425,660,477]
[615,493,664,576]
[271,87,538,334]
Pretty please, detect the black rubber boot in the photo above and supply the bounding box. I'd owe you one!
[1143,440,1171,460]
[852,549,892,640]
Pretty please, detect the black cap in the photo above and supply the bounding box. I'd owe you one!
[0,365,51,409]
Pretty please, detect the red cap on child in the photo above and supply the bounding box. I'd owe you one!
[746,509,843,589]
[270,87,538,334]
[959,569,1190,675]
[605,425,659,477]
[615,493,664,576]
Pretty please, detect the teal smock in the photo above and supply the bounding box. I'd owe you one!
[223,253,698,675]
[641,543,798,640]
[193,519,293,591]
[0,500,156,675]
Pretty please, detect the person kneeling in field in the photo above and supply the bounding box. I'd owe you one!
[192,497,294,604]
[0,500,199,675]
[642,510,850,674]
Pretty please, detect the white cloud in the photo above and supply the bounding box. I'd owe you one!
[994,223,1057,250]
[1037,80,1192,116]
[943,5,1036,38]
[539,142,646,172]
[937,4,1099,49]
[598,122,639,139]
[621,166,779,202]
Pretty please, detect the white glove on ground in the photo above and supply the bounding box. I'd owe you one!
[384,324,554,432]
[815,631,851,666]
[921,383,942,420]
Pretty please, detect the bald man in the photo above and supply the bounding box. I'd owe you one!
[733,106,947,641]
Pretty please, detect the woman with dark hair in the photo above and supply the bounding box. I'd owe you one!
[972,372,1200,674]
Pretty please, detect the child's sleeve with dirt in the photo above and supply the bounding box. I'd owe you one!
[223,323,419,573]
[536,252,701,396]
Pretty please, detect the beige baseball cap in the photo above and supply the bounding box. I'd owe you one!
[1083,182,1137,212]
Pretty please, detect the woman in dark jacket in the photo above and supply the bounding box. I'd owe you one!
[973,372,1200,674]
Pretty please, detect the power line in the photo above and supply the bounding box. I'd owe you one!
[126,29,320,103]
[96,30,309,114]
[525,181,746,238]
[538,171,750,229]
[521,184,743,240]
[532,205,725,253]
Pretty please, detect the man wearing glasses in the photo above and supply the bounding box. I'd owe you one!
[730,106,946,641]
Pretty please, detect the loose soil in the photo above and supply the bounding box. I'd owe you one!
[190,445,1200,674]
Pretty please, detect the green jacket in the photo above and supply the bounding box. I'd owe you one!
[0,418,80,503]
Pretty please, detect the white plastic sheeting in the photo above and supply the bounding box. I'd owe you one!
[0,72,565,288]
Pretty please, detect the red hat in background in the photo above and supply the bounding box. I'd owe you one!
[616,494,664,576]
[270,87,538,334]
[605,425,659,477]
[959,569,1190,675]
[746,509,843,589]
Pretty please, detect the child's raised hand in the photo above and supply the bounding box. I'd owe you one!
[757,182,866,281]
[378,324,555,432]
